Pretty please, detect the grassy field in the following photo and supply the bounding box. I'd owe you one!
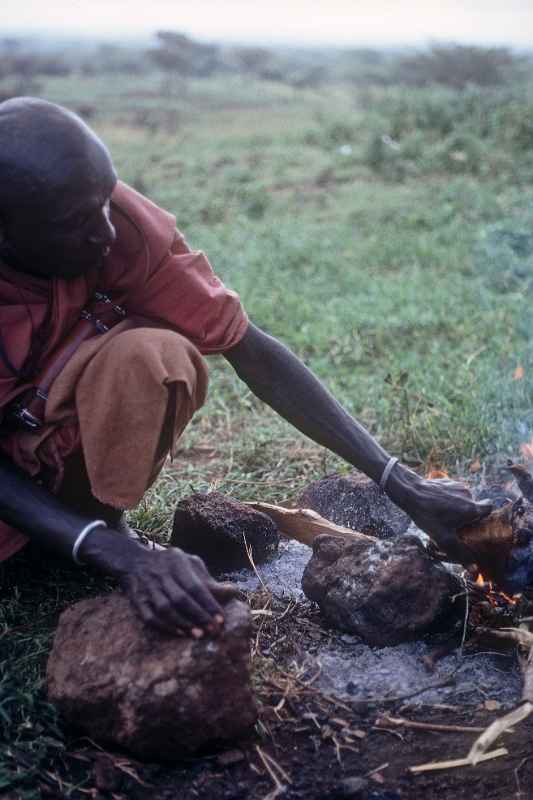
[39,71,533,479]
[2,65,533,795]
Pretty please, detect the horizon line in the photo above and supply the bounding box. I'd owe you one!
[3,27,532,51]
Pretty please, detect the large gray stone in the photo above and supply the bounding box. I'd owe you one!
[298,471,410,540]
[171,491,280,574]
[47,593,257,761]
[302,534,462,647]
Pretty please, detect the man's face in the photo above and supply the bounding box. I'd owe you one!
[1,138,118,281]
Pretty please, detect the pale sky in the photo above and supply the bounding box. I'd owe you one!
[2,0,533,47]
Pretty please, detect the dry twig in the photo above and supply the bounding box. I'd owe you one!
[409,747,508,774]
[375,714,487,734]
[468,703,533,765]
[376,670,458,705]
[255,745,291,800]
[477,627,533,648]
[467,618,533,765]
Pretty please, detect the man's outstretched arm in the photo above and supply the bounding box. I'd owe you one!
[224,322,491,565]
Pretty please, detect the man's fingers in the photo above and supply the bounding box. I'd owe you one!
[128,588,177,635]
[148,587,190,631]
[181,575,224,620]
[430,478,472,498]
[456,499,493,529]
[158,576,205,629]
[174,560,225,619]
[188,555,239,613]
[168,564,225,626]
[160,574,216,628]
[123,550,236,633]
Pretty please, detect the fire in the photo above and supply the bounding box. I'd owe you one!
[499,590,518,605]
[474,572,517,606]
[426,468,449,480]
[520,440,533,460]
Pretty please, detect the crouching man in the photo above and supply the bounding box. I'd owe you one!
[0,98,491,636]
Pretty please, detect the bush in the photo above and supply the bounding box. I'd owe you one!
[395,44,519,89]
[360,84,533,180]
[148,31,221,78]
[476,223,533,293]
[432,131,486,175]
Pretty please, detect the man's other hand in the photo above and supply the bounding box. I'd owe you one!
[390,468,493,568]
[120,547,240,636]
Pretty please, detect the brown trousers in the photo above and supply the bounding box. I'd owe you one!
[59,325,209,514]
[1,323,208,559]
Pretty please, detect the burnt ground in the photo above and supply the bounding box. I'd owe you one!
[29,704,531,800]
[5,589,533,800]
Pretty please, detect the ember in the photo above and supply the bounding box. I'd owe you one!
[520,440,533,461]
[426,467,450,480]
[474,572,517,604]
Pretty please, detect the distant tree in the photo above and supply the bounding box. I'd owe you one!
[234,47,272,75]
[0,41,72,81]
[86,44,146,75]
[347,48,384,66]
[395,44,518,89]
[0,38,21,53]
[148,31,220,78]
[289,65,327,89]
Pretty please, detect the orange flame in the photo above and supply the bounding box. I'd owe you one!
[474,572,517,606]
[520,441,533,460]
[426,468,449,480]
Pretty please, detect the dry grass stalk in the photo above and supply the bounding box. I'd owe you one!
[243,533,269,593]
[255,745,291,800]
[409,747,508,774]
[476,627,533,647]
[520,624,533,702]
[375,714,487,734]
[468,621,533,765]
[468,704,533,766]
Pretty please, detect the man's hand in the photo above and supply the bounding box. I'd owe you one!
[118,547,240,636]
[77,526,240,637]
[388,467,493,567]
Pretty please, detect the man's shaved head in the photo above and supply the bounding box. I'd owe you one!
[0,97,117,279]
[0,98,113,212]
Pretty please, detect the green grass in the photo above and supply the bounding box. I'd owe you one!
[1,68,533,795]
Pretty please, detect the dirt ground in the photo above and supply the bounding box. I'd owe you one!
[16,682,533,800]
[17,704,528,800]
[7,590,533,800]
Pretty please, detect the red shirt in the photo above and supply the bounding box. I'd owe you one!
[0,182,249,561]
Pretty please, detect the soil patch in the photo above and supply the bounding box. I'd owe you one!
[12,591,531,800]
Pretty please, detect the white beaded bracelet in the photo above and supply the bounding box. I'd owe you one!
[72,519,107,565]
[379,456,399,491]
